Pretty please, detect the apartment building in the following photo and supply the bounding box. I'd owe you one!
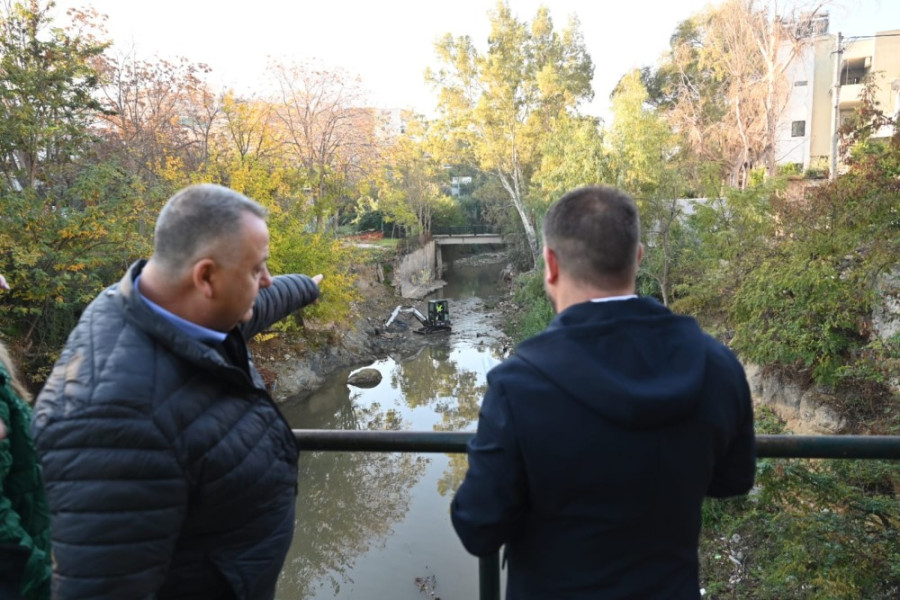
[775,21,900,172]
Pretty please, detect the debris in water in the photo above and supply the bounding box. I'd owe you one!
[414,573,440,598]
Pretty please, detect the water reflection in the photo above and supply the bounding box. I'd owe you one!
[391,345,486,432]
[278,372,428,598]
[435,258,506,300]
[275,257,508,599]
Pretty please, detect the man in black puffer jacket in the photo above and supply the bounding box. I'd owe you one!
[32,184,322,599]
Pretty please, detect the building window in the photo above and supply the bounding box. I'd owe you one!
[794,80,808,86]
[840,57,871,85]
[791,120,806,137]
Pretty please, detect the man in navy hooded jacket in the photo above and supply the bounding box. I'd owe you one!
[451,185,755,599]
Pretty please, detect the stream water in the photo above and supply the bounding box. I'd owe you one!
[275,257,510,600]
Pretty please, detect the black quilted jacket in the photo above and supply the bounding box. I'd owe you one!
[32,260,319,600]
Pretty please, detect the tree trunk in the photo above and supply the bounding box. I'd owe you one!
[498,170,540,267]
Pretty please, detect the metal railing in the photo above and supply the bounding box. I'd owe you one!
[293,430,900,600]
[431,225,500,236]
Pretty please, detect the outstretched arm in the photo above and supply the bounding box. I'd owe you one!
[242,273,321,337]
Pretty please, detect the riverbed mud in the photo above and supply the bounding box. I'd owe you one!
[253,253,515,401]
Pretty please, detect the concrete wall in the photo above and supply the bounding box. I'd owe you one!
[874,30,900,120]
[393,240,443,299]
[809,35,836,165]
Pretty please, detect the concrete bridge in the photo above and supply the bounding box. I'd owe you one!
[395,228,504,297]
[432,226,504,245]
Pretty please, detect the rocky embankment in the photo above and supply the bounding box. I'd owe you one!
[253,252,515,400]
[252,279,428,399]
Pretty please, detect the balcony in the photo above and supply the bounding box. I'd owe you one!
[838,82,865,108]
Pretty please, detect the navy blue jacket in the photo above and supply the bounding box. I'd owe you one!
[452,297,755,599]
[32,261,319,600]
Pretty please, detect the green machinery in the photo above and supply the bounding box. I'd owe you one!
[384,299,452,334]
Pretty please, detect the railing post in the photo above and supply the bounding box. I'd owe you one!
[479,553,501,600]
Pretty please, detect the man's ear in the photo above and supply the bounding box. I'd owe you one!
[192,258,217,299]
[636,243,644,267]
[543,246,559,285]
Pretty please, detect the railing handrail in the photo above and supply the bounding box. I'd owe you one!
[291,430,900,600]
[293,430,900,459]
[431,225,501,236]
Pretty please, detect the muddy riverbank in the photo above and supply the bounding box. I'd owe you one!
[253,251,515,400]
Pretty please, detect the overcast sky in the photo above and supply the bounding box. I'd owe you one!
[53,0,900,120]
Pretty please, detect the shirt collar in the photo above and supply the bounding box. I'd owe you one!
[134,275,227,344]
[590,294,638,304]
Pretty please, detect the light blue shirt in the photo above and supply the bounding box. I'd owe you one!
[134,275,227,344]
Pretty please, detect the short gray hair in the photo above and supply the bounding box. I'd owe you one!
[152,184,267,273]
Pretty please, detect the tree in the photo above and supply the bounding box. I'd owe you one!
[731,108,900,388]
[196,128,361,332]
[0,164,150,358]
[608,70,684,306]
[96,51,218,179]
[428,1,594,267]
[532,112,609,205]
[269,60,376,233]
[0,0,106,193]
[647,0,826,187]
[643,18,736,192]
[0,1,151,368]
[219,91,278,163]
[672,184,777,331]
[373,114,449,237]
[608,70,675,195]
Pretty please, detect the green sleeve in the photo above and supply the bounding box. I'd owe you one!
[0,382,51,600]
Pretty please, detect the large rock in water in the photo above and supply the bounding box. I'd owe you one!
[347,367,382,389]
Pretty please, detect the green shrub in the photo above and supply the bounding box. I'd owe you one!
[778,162,803,177]
[730,254,867,386]
[699,408,900,599]
[504,268,554,342]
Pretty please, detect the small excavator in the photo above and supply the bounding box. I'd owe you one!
[384,299,452,334]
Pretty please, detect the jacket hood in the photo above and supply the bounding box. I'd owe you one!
[514,297,709,429]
